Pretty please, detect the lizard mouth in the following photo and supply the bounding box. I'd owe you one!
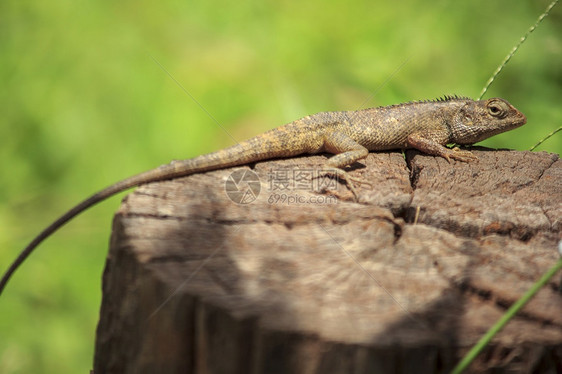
[507,113,527,133]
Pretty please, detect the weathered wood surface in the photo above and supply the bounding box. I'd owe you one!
[94,148,562,374]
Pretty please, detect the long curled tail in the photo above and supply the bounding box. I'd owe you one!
[0,120,315,295]
[0,167,173,296]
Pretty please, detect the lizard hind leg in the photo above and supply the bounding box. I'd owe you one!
[318,131,372,200]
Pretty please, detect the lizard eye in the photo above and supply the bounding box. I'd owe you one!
[487,99,508,118]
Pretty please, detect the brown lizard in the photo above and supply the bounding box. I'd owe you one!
[0,96,526,295]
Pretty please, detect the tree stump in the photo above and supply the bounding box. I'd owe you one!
[93,148,562,374]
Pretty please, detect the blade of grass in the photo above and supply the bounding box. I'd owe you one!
[451,250,562,374]
[529,125,562,151]
[478,0,559,100]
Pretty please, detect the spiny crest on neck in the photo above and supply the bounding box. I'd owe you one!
[379,94,473,110]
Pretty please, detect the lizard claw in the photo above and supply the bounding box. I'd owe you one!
[450,147,478,162]
[317,168,368,201]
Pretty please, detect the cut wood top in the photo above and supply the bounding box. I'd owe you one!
[96,148,562,373]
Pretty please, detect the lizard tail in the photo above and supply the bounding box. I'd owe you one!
[0,123,313,295]
[0,173,160,296]
[0,157,236,296]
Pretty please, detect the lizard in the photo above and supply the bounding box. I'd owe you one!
[0,95,526,295]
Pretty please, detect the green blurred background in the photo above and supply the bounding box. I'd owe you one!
[0,0,560,372]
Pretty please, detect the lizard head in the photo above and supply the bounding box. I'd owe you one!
[452,98,527,145]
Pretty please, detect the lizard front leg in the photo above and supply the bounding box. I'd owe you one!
[407,133,477,162]
[319,131,372,199]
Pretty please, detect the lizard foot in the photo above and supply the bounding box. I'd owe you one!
[448,147,478,162]
[317,168,370,201]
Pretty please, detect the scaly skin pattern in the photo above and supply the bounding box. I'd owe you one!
[0,96,526,294]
